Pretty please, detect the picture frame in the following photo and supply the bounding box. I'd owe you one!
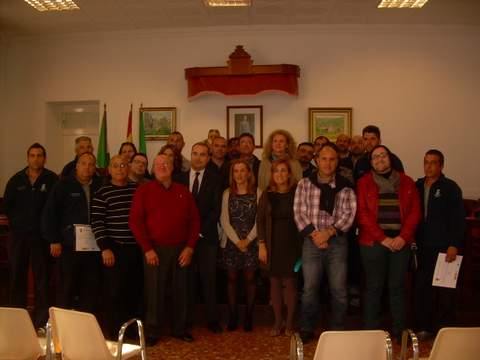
[227,105,263,148]
[309,107,352,142]
[140,107,176,141]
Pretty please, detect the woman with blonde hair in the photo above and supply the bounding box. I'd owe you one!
[220,159,262,332]
[257,129,302,190]
[257,159,301,336]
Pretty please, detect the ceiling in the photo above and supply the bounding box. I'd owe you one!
[1,0,479,36]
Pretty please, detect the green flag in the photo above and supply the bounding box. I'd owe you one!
[97,104,110,168]
[139,108,146,154]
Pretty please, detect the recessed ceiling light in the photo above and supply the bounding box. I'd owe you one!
[378,0,429,8]
[203,0,251,7]
[24,0,80,12]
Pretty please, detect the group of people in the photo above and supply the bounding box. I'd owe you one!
[3,124,465,347]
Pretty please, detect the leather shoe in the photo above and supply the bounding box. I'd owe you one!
[172,332,194,342]
[207,322,223,334]
[299,331,314,344]
[145,336,159,347]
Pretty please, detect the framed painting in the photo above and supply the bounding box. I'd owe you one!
[227,105,263,148]
[309,107,352,142]
[140,107,176,141]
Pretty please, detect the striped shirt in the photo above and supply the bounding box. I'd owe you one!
[293,175,357,237]
[91,183,137,250]
[377,192,401,233]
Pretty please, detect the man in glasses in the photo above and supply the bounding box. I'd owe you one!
[91,155,142,339]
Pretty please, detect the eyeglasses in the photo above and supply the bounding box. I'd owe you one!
[371,152,388,160]
[111,163,127,169]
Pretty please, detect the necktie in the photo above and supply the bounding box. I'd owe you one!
[192,171,200,196]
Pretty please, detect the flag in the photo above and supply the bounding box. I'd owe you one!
[139,106,146,154]
[126,104,133,142]
[97,104,110,168]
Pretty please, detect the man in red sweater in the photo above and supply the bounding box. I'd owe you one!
[129,154,200,346]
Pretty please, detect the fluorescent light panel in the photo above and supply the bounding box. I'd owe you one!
[25,0,79,12]
[378,0,429,8]
[203,0,251,7]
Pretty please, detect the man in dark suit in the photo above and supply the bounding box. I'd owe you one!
[178,142,223,333]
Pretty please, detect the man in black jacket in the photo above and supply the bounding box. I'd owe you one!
[3,143,58,329]
[177,142,223,334]
[42,152,102,312]
[414,149,465,340]
[60,136,93,178]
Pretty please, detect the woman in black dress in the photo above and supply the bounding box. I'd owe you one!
[220,159,262,331]
[257,159,300,336]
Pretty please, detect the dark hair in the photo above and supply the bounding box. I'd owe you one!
[159,144,182,172]
[27,143,46,157]
[314,135,329,144]
[130,152,148,163]
[362,125,381,138]
[227,137,239,146]
[191,142,210,153]
[425,149,444,166]
[170,131,183,137]
[368,144,392,163]
[297,142,314,150]
[319,142,339,155]
[118,142,137,155]
[239,133,255,144]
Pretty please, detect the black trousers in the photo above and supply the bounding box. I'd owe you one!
[57,248,101,313]
[414,246,457,332]
[186,241,219,325]
[7,231,51,328]
[144,244,188,338]
[103,243,144,338]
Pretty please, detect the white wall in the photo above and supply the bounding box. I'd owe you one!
[1,25,479,197]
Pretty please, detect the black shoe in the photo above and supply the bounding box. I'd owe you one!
[207,322,223,334]
[145,336,159,347]
[227,316,238,331]
[172,332,194,342]
[299,331,314,344]
[243,317,253,332]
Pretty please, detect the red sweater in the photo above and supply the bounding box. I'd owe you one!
[356,172,421,246]
[129,180,200,253]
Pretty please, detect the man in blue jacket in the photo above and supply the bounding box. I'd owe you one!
[3,143,58,329]
[414,149,465,340]
[42,152,102,312]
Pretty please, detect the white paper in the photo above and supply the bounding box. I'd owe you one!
[432,253,462,289]
[75,224,100,252]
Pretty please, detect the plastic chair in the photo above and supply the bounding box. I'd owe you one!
[399,329,420,360]
[312,330,393,360]
[49,307,147,360]
[0,307,47,360]
[424,327,480,360]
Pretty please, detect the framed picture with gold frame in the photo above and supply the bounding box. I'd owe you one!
[140,107,176,141]
[308,107,352,142]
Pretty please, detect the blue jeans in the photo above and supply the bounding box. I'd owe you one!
[300,235,348,332]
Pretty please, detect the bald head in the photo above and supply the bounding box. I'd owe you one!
[349,135,365,156]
